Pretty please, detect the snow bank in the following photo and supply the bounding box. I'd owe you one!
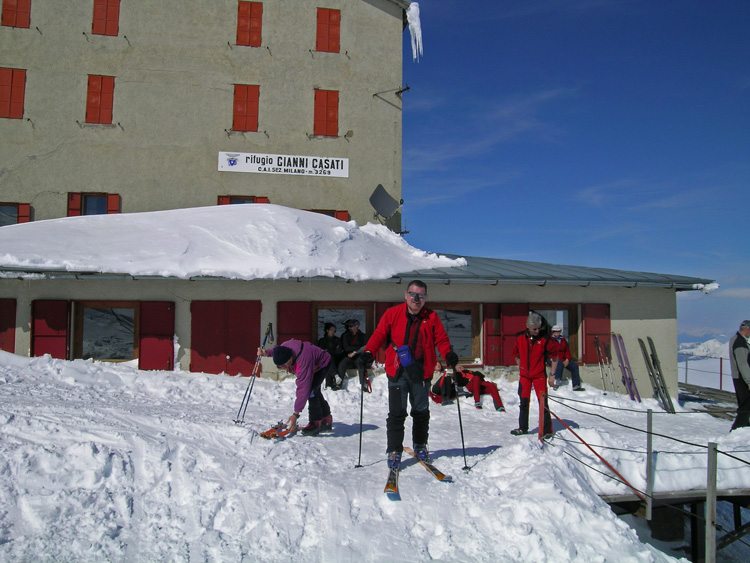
[2,351,749,561]
[0,205,466,281]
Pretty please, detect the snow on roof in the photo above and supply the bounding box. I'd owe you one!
[0,204,466,281]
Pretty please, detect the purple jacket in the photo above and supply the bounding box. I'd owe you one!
[279,339,331,413]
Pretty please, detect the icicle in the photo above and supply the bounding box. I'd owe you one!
[406,2,423,62]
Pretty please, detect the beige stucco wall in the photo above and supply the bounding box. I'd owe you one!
[0,0,403,230]
[0,276,680,399]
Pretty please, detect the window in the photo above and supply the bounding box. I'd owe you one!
[1,0,31,28]
[68,193,120,216]
[74,301,138,361]
[218,195,269,205]
[236,1,262,47]
[305,209,349,221]
[0,202,30,225]
[313,89,338,136]
[316,8,340,53]
[86,75,115,124]
[0,298,16,353]
[0,67,26,119]
[431,303,481,361]
[233,84,259,132]
[531,303,579,361]
[312,302,373,342]
[92,0,119,36]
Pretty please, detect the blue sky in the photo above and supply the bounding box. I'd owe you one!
[398,0,749,341]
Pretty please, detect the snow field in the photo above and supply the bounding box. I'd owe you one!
[1,351,749,561]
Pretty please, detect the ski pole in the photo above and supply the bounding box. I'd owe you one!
[593,336,607,395]
[355,356,366,468]
[234,322,274,424]
[451,369,470,471]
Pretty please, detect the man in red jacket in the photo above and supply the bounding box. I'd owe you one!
[512,313,558,438]
[362,280,461,469]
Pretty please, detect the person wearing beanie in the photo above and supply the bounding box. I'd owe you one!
[258,338,334,436]
[317,322,344,390]
[337,319,367,387]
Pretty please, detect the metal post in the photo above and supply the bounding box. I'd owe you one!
[685,355,689,385]
[706,441,717,563]
[719,358,723,391]
[645,409,654,520]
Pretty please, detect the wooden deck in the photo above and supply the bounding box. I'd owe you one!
[679,383,737,420]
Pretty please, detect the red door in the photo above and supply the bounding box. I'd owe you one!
[0,299,16,353]
[31,300,70,359]
[191,301,261,375]
[139,302,175,371]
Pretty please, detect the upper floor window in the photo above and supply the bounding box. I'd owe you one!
[313,89,338,136]
[92,0,120,36]
[86,75,115,124]
[0,202,30,225]
[1,0,31,28]
[0,67,26,119]
[233,84,259,132]
[236,1,262,47]
[316,8,340,53]
[306,209,349,221]
[68,193,120,216]
[218,195,269,205]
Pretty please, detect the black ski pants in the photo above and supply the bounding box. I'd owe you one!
[307,363,333,422]
[731,376,750,431]
[386,368,430,453]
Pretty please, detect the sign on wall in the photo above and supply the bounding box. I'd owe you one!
[218,151,349,178]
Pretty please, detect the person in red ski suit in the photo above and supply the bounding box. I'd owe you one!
[361,280,462,468]
[258,338,333,436]
[511,313,558,437]
[430,361,504,411]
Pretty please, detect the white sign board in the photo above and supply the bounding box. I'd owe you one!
[218,151,349,178]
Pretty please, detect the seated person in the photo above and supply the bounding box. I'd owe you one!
[430,361,505,411]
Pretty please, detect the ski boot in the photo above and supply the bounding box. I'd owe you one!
[413,444,430,462]
[387,450,402,469]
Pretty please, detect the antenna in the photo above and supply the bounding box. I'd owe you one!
[369,184,403,222]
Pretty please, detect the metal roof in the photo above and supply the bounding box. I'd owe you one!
[0,254,714,290]
[388,254,715,290]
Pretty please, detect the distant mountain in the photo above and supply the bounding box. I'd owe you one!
[678,338,729,360]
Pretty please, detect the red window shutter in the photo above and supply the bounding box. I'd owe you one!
[233,84,259,132]
[334,210,349,221]
[581,304,610,364]
[316,8,340,53]
[16,203,30,222]
[139,302,175,371]
[237,1,262,47]
[92,0,119,36]
[226,301,262,376]
[31,300,70,359]
[67,192,82,216]
[500,303,529,366]
[2,0,30,28]
[0,68,26,119]
[314,89,338,137]
[105,193,120,213]
[255,196,269,203]
[86,75,115,124]
[0,298,16,353]
[217,195,231,205]
[277,302,312,344]
[190,301,226,374]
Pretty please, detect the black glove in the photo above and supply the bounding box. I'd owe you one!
[445,352,459,369]
[361,350,374,365]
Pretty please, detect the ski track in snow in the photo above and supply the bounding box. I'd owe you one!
[1,351,749,562]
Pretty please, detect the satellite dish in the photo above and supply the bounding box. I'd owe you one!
[369,184,402,220]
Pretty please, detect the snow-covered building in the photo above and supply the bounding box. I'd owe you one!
[0,1,714,401]
[1,0,408,230]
